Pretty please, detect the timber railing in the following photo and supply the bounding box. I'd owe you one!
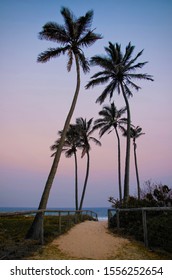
[108,207,172,249]
[0,209,98,244]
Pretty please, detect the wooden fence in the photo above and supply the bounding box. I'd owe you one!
[108,207,172,248]
[0,209,98,244]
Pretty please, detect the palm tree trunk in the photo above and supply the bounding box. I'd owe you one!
[114,127,122,202]
[120,82,131,203]
[74,151,78,210]
[79,151,90,210]
[26,54,80,240]
[133,141,141,200]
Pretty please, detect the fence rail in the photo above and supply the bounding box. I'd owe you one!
[108,207,172,248]
[0,209,98,244]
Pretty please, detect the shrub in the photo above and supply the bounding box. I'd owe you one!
[109,182,172,253]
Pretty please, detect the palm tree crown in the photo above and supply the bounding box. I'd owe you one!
[93,102,127,136]
[50,125,80,158]
[129,126,145,147]
[76,117,101,157]
[86,42,153,103]
[121,125,145,146]
[37,7,102,72]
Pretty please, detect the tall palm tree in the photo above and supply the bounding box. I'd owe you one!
[50,125,81,210]
[93,102,127,202]
[121,125,145,200]
[86,42,153,202]
[75,118,101,210]
[26,7,102,240]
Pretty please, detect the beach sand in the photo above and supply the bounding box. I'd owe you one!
[28,220,170,260]
[52,220,130,259]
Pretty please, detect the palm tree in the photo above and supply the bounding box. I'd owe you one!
[86,42,153,202]
[75,118,101,210]
[93,102,127,202]
[26,7,102,240]
[121,125,145,200]
[50,125,81,210]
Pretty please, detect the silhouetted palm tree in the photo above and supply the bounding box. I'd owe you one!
[86,42,153,202]
[26,7,102,240]
[75,118,101,210]
[121,125,145,200]
[50,125,81,210]
[93,102,127,202]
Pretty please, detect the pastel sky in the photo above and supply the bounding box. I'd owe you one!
[0,0,172,207]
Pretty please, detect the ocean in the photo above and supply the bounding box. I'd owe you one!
[0,207,110,221]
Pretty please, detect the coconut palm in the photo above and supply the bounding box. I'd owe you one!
[51,125,81,210]
[93,102,127,202]
[121,125,145,200]
[86,42,153,202]
[75,118,101,210]
[26,7,102,240]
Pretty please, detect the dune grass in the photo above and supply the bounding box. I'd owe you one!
[1,215,171,260]
[0,214,91,260]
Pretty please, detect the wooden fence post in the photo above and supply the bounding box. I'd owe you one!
[142,209,148,248]
[116,209,120,230]
[108,209,111,227]
[40,211,44,245]
[68,211,71,227]
[58,212,61,233]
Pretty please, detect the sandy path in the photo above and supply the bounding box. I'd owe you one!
[52,220,130,259]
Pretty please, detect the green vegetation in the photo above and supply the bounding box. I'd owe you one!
[109,182,172,253]
[0,214,93,260]
[110,210,172,254]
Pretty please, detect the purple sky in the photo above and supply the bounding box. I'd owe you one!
[0,0,172,207]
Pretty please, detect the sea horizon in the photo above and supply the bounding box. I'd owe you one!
[0,206,113,221]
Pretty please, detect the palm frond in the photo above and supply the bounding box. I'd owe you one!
[77,51,90,73]
[100,124,113,137]
[89,136,101,146]
[65,148,76,158]
[86,118,93,132]
[61,7,76,38]
[76,10,94,37]
[90,70,111,79]
[85,76,110,89]
[79,30,102,48]
[38,22,68,44]
[96,80,118,104]
[93,122,112,137]
[123,84,133,97]
[127,73,154,81]
[122,42,135,64]
[90,55,114,70]
[37,47,69,63]
[126,49,144,68]
[127,61,148,71]
[117,106,127,116]
[126,79,141,91]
